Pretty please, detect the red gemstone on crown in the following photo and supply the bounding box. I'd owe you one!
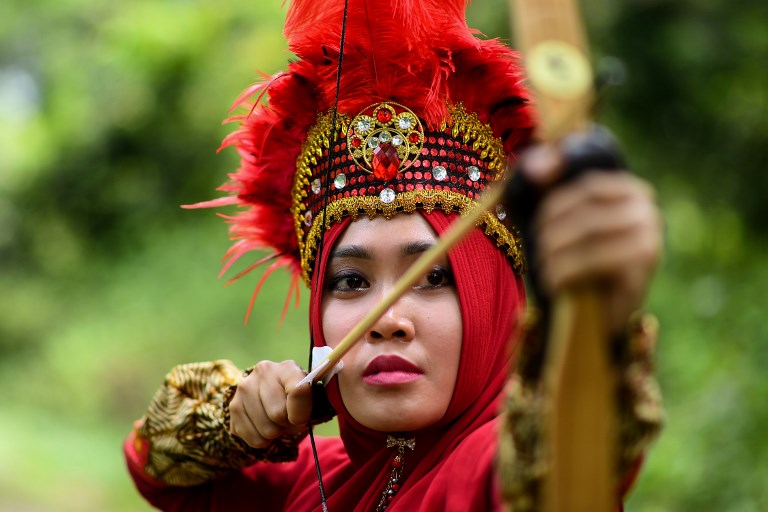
[351,137,362,148]
[408,132,420,144]
[372,143,400,181]
[377,109,393,124]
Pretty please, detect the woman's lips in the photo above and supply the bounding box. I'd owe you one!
[362,355,423,386]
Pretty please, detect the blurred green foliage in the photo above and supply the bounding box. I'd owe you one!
[1,0,766,510]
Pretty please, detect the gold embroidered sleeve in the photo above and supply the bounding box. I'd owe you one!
[616,313,664,476]
[136,360,306,487]
[498,311,664,511]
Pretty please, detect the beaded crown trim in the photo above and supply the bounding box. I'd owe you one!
[292,102,525,286]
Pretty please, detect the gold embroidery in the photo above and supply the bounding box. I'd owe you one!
[137,361,307,486]
[443,103,507,177]
[299,190,526,285]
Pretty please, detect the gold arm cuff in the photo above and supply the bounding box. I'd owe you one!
[137,361,307,487]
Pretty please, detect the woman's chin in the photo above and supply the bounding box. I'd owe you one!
[351,407,443,433]
[338,374,452,433]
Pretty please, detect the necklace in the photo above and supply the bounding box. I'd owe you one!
[375,436,416,511]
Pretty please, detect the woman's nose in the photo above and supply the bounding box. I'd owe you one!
[368,304,415,342]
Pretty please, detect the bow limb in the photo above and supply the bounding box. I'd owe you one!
[508,1,617,511]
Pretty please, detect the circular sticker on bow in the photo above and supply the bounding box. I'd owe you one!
[527,40,593,100]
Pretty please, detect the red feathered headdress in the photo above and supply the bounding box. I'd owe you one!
[191,0,535,315]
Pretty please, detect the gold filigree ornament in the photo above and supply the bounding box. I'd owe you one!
[347,102,425,181]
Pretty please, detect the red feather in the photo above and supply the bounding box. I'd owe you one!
[196,0,534,309]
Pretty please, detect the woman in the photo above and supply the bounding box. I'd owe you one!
[125,0,663,510]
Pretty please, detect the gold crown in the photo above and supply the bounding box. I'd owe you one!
[292,102,526,286]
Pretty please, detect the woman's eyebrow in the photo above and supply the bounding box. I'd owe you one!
[401,240,434,257]
[330,245,371,260]
[330,240,434,260]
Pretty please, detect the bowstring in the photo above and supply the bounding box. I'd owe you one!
[306,0,351,510]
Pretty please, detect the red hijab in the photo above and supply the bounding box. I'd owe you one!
[302,210,526,511]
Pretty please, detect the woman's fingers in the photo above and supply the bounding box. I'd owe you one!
[533,171,662,334]
[537,219,660,293]
[229,388,268,448]
[535,172,654,230]
[535,176,659,279]
[286,380,313,427]
[229,360,312,449]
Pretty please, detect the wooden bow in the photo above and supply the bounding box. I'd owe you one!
[509,1,617,511]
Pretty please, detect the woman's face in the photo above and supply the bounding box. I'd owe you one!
[321,214,462,432]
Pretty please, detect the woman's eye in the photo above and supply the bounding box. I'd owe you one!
[421,267,453,288]
[341,276,365,289]
[329,272,369,292]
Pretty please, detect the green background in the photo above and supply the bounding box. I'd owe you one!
[1,0,766,510]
